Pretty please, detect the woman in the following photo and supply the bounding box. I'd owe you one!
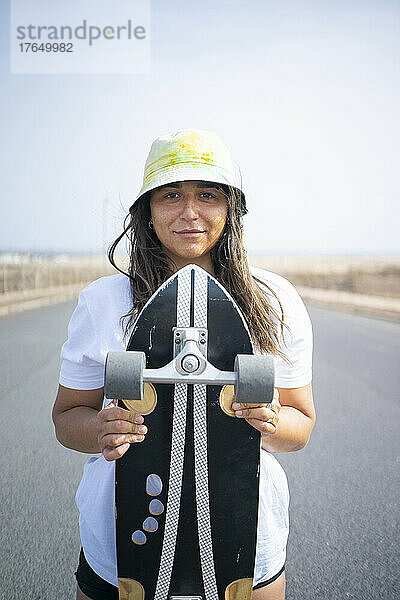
[52,128,315,600]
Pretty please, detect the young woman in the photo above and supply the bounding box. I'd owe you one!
[52,129,315,600]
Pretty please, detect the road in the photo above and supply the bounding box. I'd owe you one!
[0,300,399,599]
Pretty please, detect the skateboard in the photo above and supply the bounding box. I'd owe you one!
[104,264,275,600]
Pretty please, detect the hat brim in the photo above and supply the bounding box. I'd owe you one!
[135,163,242,201]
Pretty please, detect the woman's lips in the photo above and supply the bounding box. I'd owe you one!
[174,230,205,238]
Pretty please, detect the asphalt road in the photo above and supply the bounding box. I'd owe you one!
[0,300,399,599]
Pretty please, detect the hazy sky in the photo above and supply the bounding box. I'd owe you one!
[1,0,399,255]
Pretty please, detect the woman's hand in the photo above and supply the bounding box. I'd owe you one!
[232,389,281,435]
[97,400,148,461]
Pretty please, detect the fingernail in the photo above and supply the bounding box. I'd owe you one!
[232,403,241,409]
[236,410,243,416]
[138,426,147,434]
[137,435,145,442]
[135,416,144,423]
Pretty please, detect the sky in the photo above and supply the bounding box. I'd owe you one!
[1,0,399,256]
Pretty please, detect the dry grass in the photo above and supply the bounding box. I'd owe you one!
[1,254,399,299]
[0,255,116,294]
[250,256,400,299]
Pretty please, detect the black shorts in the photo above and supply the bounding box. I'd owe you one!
[75,548,285,599]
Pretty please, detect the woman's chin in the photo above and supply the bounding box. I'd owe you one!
[165,249,213,272]
[165,246,209,262]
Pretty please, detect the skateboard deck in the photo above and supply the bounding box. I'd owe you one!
[104,265,275,600]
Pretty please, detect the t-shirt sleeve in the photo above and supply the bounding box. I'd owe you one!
[59,291,105,390]
[272,282,313,389]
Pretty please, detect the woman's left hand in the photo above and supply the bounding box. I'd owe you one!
[232,388,281,435]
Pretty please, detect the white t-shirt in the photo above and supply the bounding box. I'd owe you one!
[59,267,313,587]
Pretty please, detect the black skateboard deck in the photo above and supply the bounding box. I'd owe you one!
[104,265,275,600]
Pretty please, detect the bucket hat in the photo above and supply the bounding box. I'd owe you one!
[135,128,246,211]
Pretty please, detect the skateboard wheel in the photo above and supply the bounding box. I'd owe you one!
[234,354,275,404]
[219,385,236,417]
[118,578,145,600]
[225,577,253,600]
[122,382,157,415]
[105,351,145,400]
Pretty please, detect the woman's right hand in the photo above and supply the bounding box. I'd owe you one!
[96,400,148,461]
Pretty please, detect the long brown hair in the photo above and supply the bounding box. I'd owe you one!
[108,183,288,359]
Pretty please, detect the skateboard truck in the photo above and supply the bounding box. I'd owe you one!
[173,327,207,375]
[105,327,275,405]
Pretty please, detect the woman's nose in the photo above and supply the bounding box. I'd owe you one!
[180,197,199,220]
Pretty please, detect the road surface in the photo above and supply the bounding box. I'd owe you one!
[0,300,399,599]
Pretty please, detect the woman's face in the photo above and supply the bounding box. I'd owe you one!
[150,180,228,272]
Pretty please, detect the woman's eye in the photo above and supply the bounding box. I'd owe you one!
[200,192,216,199]
[163,192,180,199]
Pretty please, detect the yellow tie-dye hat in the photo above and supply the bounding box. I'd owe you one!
[135,128,246,210]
